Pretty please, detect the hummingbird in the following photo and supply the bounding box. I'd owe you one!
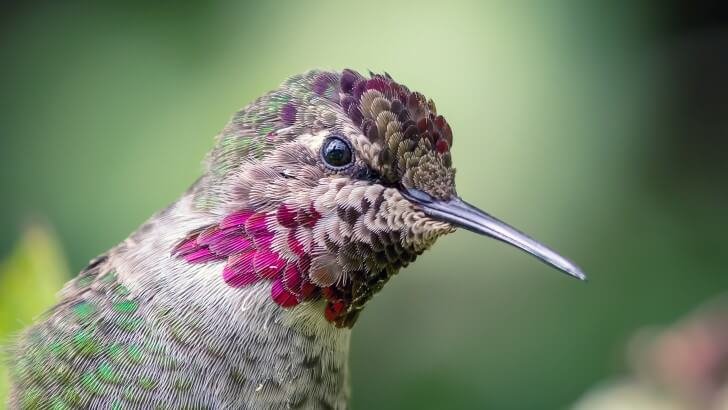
[7,69,585,409]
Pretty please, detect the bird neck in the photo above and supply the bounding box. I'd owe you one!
[108,194,353,407]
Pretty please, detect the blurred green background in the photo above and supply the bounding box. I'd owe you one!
[1,1,727,408]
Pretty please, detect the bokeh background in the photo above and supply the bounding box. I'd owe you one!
[2,1,727,409]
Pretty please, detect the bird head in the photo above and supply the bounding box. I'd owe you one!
[174,69,585,327]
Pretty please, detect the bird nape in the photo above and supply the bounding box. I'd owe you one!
[7,69,585,409]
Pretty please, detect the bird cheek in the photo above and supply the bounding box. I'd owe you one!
[401,213,455,252]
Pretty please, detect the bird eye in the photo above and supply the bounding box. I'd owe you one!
[321,136,353,169]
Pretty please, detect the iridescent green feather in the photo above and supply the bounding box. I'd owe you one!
[9,254,237,408]
[10,260,161,408]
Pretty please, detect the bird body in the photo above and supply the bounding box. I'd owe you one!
[10,197,352,409]
[7,69,584,409]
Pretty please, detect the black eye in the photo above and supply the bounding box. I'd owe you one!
[321,136,353,169]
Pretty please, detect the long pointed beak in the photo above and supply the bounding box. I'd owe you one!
[401,188,586,280]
